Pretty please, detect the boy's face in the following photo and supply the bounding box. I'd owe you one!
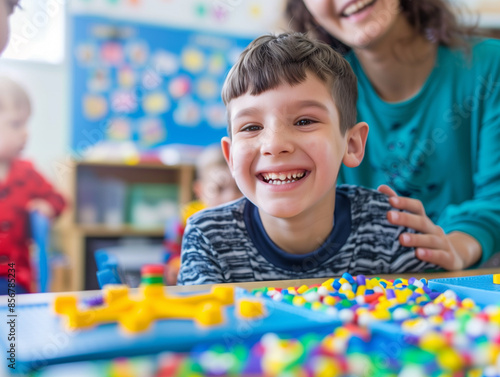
[222,73,352,219]
[0,97,29,161]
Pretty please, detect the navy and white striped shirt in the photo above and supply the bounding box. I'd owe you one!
[177,185,436,285]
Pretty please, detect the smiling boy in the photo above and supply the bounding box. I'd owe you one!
[177,33,435,285]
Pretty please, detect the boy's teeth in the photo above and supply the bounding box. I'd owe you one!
[262,170,306,185]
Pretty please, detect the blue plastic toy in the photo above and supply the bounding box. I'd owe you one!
[30,211,51,293]
[94,245,165,288]
[94,250,122,287]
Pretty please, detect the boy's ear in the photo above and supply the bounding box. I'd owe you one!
[342,122,369,168]
[221,136,234,173]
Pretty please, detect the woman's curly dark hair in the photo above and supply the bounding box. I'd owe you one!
[285,0,476,53]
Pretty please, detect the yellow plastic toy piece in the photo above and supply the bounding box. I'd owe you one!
[419,331,447,352]
[237,299,266,319]
[54,284,236,333]
[297,285,309,294]
[292,296,306,306]
[323,296,336,306]
[437,348,463,372]
[493,274,500,285]
[311,302,323,311]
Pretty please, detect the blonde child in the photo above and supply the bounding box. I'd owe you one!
[164,145,241,285]
[0,77,66,293]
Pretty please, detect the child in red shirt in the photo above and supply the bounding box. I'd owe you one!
[0,76,66,293]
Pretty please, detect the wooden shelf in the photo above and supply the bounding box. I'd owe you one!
[59,160,195,291]
[77,224,165,237]
[77,160,191,170]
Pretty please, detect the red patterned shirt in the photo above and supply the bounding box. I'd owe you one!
[0,160,66,292]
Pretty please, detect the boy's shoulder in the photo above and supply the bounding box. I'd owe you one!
[337,184,393,226]
[337,184,390,207]
[186,197,248,227]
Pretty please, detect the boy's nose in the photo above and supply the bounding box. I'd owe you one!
[260,128,294,156]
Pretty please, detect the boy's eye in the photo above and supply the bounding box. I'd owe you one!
[295,119,314,126]
[241,125,261,132]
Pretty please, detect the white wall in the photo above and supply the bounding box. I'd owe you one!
[0,59,69,186]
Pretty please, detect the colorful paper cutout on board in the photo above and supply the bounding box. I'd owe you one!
[249,3,262,19]
[208,54,226,75]
[100,42,124,66]
[111,90,137,113]
[143,92,170,115]
[107,118,132,141]
[83,94,108,120]
[152,50,179,76]
[168,76,191,99]
[196,78,218,100]
[142,69,162,90]
[173,99,201,127]
[118,66,136,88]
[88,68,111,92]
[195,3,209,17]
[181,48,205,73]
[126,41,149,67]
[138,119,166,147]
[212,4,229,22]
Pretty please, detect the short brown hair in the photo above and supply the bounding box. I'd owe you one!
[221,32,357,135]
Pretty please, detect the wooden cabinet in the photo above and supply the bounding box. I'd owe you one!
[58,161,195,291]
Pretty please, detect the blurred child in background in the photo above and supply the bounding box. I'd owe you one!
[164,144,241,285]
[0,76,66,294]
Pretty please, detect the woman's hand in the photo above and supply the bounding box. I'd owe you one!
[378,185,482,270]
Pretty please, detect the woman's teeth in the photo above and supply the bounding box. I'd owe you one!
[343,0,375,17]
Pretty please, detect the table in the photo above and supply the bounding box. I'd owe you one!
[3,267,499,376]
[169,267,500,294]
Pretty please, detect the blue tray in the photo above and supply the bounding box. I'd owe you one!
[0,288,340,374]
[428,274,500,306]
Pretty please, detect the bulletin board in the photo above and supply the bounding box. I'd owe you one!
[70,15,254,153]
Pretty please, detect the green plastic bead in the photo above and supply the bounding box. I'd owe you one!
[141,276,163,285]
